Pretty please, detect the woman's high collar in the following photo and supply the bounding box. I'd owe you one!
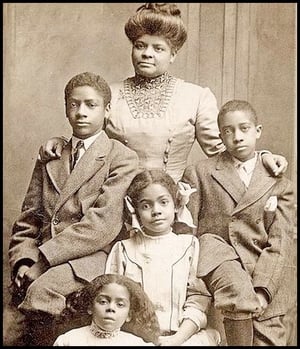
[133,72,173,86]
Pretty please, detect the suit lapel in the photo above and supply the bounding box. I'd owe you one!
[233,158,276,214]
[211,151,246,204]
[46,141,72,194]
[48,132,111,211]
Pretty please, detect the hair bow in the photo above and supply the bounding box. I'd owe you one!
[124,195,143,236]
[176,181,197,228]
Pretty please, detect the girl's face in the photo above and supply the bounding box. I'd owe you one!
[131,34,177,78]
[137,183,175,236]
[91,283,131,332]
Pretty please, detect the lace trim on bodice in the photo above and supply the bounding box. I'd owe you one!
[123,72,177,119]
[89,321,120,339]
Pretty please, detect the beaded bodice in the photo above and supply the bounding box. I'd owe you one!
[123,72,177,119]
[106,78,221,182]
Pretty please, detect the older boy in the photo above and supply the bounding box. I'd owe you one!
[4,72,139,345]
[182,100,296,346]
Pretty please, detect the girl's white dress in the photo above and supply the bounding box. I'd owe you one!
[53,326,153,346]
[105,231,220,346]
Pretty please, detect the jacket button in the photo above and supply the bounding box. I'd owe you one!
[253,239,258,245]
[53,217,59,225]
[256,218,261,224]
[124,139,128,145]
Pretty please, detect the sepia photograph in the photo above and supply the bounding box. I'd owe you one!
[3,3,297,346]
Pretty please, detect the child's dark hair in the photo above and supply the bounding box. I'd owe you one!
[64,72,111,107]
[218,99,258,128]
[125,3,187,52]
[63,274,160,344]
[128,169,177,207]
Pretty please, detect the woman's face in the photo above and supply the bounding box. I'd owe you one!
[131,34,177,78]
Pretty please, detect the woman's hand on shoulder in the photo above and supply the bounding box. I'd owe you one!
[39,137,67,162]
[261,153,288,177]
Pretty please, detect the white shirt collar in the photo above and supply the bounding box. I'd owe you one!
[232,151,258,174]
[71,130,103,150]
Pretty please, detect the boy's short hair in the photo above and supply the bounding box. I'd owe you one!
[218,100,258,128]
[64,72,111,107]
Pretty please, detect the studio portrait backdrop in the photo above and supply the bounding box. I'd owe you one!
[3,2,297,345]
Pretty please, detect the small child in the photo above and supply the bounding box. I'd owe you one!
[53,274,159,346]
[182,100,296,346]
[105,169,221,346]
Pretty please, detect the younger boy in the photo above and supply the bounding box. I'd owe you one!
[182,100,296,346]
[4,72,139,346]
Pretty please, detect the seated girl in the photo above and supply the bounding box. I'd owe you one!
[53,274,160,346]
[105,169,221,346]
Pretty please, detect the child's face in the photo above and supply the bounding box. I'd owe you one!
[66,86,108,139]
[136,183,175,236]
[91,283,131,332]
[219,110,262,162]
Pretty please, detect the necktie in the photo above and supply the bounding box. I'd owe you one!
[70,140,84,171]
[236,163,249,188]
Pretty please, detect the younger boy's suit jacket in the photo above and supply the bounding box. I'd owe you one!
[182,150,296,321]
[9,132,139,282]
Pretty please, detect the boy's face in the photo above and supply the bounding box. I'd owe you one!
[66,86,109,139]
[219,110,262,161]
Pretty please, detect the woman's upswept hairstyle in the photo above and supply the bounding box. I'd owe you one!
[63,274,160,344]
[125,3,187,51]
[64,72,111,107]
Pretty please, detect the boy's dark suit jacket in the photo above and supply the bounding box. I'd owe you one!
[9,132,139,282]
[182,150,296,321]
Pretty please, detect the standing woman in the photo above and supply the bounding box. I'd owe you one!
[105,2,223,183]
[40,3,287,182]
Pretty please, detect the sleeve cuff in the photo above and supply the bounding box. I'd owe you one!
[181,308,207,331]
[258,150,272,157]
[254,287,271,303]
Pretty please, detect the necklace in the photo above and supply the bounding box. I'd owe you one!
[89,321,120,339]
[124,72,177,119]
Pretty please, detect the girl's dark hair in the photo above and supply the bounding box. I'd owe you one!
[64,72,111,107]
[63,274,160,344]
[125,169,177,224]
[125,3,187,51]
[218,99,258,128]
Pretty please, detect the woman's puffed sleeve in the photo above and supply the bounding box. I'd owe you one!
[195,87,225,157]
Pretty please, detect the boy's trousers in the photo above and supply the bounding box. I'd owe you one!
[4,253,107,345]
[203,258,290,346]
